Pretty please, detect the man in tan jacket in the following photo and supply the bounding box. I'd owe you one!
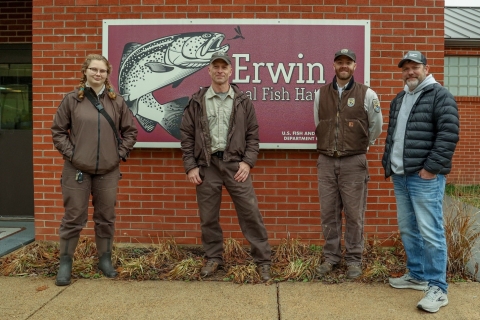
[180,52,271,281]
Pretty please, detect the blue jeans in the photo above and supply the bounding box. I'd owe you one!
[392,174,448,293]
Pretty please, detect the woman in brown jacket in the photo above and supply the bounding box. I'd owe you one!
[51,54,137,286]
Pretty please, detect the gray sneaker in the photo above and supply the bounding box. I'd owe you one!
[417,286,448,313]
[389,273,428,291]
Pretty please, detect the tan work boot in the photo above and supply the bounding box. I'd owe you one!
[200,260,221,277]
[316,261,334,278]
[257,264,271,281]
[346,264,362,279]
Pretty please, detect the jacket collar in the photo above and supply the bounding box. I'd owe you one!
[397,81,437,100]
[193,83,247,104]
[333,76,355,91]
[205,85,235,100]
[73,87,105,102]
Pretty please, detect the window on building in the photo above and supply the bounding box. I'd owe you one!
[0,63,32,130]
[444,56,479,97]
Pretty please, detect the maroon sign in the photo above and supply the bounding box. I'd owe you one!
[103,20,370,148]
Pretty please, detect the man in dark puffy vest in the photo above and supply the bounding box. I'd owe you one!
[383,51,459,313]
[314,49,383,279]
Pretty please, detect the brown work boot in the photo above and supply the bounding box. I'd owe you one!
[200,260,221,277]
[346,263,362,279]
[257,264,271,282]
[316,261,333,278]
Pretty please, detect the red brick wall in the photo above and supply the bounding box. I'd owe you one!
[31,1,461,246]
[0,0,32,43]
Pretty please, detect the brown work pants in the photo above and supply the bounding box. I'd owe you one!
[316,153,369,265]
[196,156,271,265]
[59,160,120,240]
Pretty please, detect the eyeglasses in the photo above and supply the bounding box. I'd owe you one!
[87,67,108,75]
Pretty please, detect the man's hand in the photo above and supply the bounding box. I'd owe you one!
[419,168,436,180]
[234,161,251,182]
[187,167,202,185]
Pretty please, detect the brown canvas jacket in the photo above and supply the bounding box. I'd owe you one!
[180,84,260,174]
[51,88,138,174]
[316,77,369,157]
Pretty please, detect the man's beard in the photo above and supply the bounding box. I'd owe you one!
[336,70,352,81]
[406,78,420,91]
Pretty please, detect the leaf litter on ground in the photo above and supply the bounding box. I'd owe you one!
[1,228,478,284]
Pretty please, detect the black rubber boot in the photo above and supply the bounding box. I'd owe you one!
[55,237,79,286]
[96,237,118,278]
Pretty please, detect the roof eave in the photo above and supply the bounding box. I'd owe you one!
[445,39,480,48]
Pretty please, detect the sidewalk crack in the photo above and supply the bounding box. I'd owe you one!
[277,283,281,320]
[25,281,73,319]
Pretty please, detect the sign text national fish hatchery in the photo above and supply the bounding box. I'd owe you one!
[103,19,370,149]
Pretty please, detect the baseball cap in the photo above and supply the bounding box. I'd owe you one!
[334,49,356,62]
[398,51,427,68]
[209,52,231,65]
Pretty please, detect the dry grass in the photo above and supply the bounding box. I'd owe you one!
[272,238,313,263]
[0,241,57,276]
[167,257,203,281]
[0,225,477,283]
[276,256,320,282]
[225,264,261,283]
[271,238,322,282]
[148,238,185,268]
[223,238,251,265]
[118,255,148,279]
[359,234,406,282]
[75,237,97,259]
[445,200,480,281]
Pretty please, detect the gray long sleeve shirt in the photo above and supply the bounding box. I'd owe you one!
[390,74,438,174]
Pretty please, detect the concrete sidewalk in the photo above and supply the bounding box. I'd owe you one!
[1,277,479,320]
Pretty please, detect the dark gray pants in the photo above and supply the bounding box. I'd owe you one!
[59,161,120,240]
[196,157,271,265]
[317,154,369,265]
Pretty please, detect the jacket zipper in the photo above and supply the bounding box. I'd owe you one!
[334,91,342,153]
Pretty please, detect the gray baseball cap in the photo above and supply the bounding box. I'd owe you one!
[398,51,427,68]
[334,49,356,62]
[209,52,231,65]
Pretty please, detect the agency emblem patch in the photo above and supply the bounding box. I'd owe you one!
[373,99,380,113]
[347,98,355,107]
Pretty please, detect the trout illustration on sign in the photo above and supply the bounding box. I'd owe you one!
[118,32,230,139]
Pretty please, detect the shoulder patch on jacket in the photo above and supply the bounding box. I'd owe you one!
[373,99,380,113]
